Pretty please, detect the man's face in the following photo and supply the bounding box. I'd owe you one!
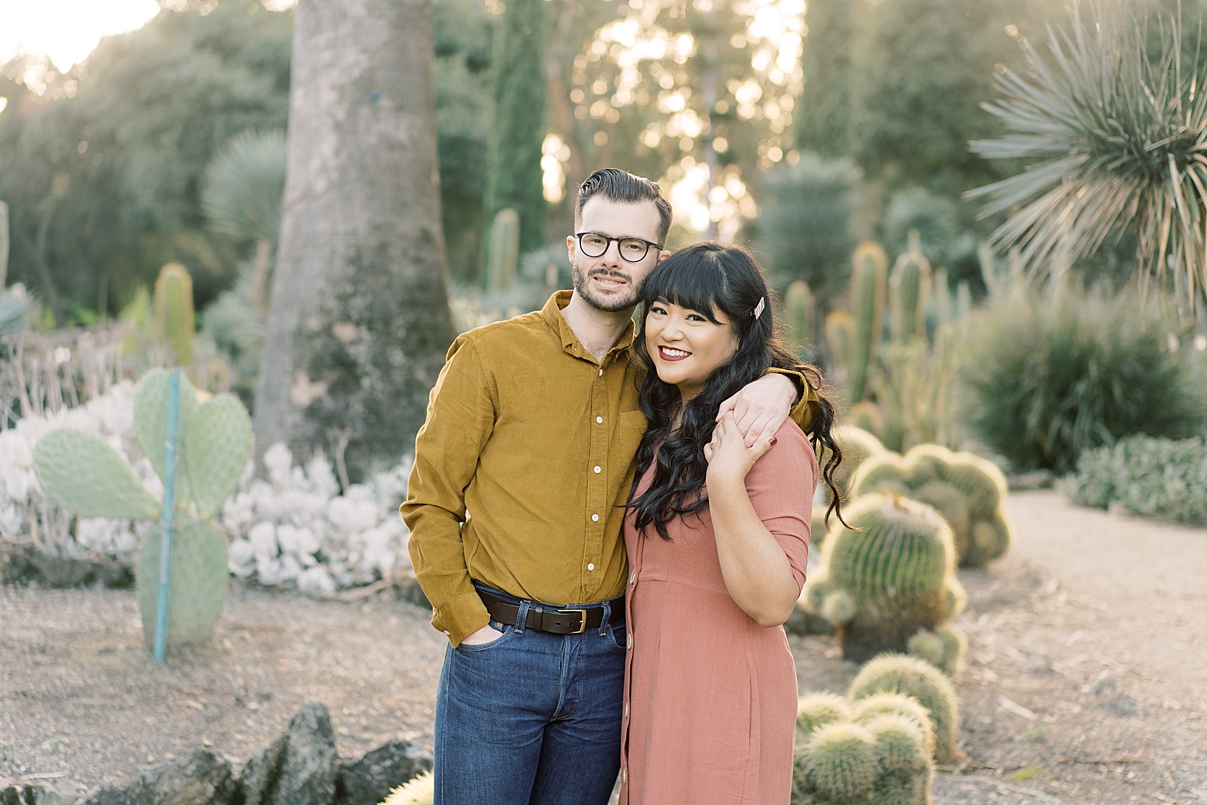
[566,197,668,313]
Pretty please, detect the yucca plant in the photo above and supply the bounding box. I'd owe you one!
[966,0,1207,313]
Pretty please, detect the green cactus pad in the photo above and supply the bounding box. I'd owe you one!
[852,692,936,757]
[185,393,252,519]
[866,712,928,774]
[134,369,199,508]
[849,654,960,765]
[850,444,1014,568]
[137,521,229,647]
[797,692,852,736]
[32,429,162,520]
[802,722,879,801]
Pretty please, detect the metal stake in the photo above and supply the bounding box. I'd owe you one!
[153,369,181,662]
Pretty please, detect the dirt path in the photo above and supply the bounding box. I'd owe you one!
[2,491,1205,803]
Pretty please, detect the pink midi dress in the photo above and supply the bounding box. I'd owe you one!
[618,420,817,805]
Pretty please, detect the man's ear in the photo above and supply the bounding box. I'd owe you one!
[657,248,672,264]
[567,235,577,262]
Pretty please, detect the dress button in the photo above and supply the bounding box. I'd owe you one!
[629,570,636,584]
[593,465,601,473]
[626,633,633,649]
[587,563,595,571]
[625,702,629,717]
[592,514,599,522]
[596,416,603,424]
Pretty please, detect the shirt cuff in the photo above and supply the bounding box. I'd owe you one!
[432,590,492,648]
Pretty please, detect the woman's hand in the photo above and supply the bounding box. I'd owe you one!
[705,411,777,483]
[715,373,796,447]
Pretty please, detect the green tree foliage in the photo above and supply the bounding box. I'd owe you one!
[483,0,548,256]
[795,0,854,157]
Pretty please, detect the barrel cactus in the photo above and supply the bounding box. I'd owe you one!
[381,771,434,805]
[802,493,965,663]
[849,444,1013,568]
[907,625,967,677]
[849,654,960,766]
[32,368,252,647]
[792,694,933,805]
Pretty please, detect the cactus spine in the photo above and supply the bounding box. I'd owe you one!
[32,367,253,648]
[847,243,887,404]
[849,654,961,766]
[850,444,1013,568]
[154,263,196,365]
[785,280,814,356]
[803,493,966,663]
[485,208,520,293]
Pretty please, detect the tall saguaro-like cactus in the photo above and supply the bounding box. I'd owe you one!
[485,208,520,294]
[0,200,9,288]
[154,263,196,365]
[889,246,930,344]
[847,242,888,403]
[32,369,252,648]
[784,280,814,356]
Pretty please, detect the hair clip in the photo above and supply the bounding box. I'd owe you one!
[752,297,766,319]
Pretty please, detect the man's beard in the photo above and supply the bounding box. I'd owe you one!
[571,258,644,313]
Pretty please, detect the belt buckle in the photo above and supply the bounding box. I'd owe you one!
[558,608,588,634]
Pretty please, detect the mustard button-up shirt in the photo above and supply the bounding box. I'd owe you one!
[402,291,816,646]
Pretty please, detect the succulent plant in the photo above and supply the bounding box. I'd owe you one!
[847,243,888,404]
[849,654,960,766]
[802,493,965,663]
[792,692,934,805]
[907,625,966,677]
[154,263,197,365]
[137,522,229,647]
[485,208,519,294]
[785,280,815,356]
[381,770,434,805]
[32,368,252,647]
[851,692,935,758]
[889,248,930,345]
[849,444,1013,568]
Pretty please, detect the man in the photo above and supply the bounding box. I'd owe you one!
[402,169,815,805]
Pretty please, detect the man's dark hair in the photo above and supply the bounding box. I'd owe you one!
[575,168,673,246]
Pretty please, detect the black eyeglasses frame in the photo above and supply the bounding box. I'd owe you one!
[574,232,664,263]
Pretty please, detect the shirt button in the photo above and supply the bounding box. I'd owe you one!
[592,514,599,522]
[596,416,603,424]
[587,563,595,571]
[594,465,601,473]
[443,630,450,635]
[598,368,603,376]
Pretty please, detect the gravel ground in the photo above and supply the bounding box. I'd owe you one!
[3,491,1206,804]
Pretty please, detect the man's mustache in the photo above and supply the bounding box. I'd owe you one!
[589,270,629,282]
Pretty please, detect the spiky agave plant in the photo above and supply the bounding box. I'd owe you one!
[966,0,1207,313]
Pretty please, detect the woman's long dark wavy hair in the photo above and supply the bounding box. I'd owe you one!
[627,242,844,540]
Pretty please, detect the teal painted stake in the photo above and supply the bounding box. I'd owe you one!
[153,369,182,662]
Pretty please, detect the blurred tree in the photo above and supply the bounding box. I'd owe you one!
[483,0,548,258]
[795,0,854,157]
[253,0,457,480]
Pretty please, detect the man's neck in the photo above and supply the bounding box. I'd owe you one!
[560,291,636,361]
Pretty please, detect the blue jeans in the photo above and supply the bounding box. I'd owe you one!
[432,587,627,805]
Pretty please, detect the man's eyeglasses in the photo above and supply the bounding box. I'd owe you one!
[576,232,662,263]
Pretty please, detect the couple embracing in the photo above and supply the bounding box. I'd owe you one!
[401,168,845,805]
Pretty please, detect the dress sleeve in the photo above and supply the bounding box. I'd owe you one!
[743,420,817,591]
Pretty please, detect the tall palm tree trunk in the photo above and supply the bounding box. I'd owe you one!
[254,0,457,480]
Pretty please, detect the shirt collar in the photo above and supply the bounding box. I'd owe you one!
[541,291,637,364]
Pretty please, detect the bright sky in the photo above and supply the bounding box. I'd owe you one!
[0,0,162,71]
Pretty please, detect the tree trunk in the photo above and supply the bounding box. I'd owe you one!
[253,0,457,481]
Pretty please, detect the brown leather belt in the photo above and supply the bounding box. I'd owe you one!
[478,589,625,635]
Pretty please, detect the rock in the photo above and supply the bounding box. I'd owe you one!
[1091,675,1118,697]
[241,703,337,805]
[30,554,97,588]
[783,605,835,637]
[82,787,132,805]
[1006,470,1055,491]
[336,741,432,805]
[1106,693,1139,717]
[32,781,78,805]
[131,750,233,805]
[391,574,430,611]
[1,785,34,805]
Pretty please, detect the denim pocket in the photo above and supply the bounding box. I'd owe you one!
[605,621,627,653]
[456,621,515,653]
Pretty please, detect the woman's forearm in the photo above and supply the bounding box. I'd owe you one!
[707,472,801,627]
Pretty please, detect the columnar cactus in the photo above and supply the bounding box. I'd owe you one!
[824,309,854,378]
[849,654,960,766]
[792,691,934,805]
[889,249,930,344]
[0,200,9,288]
[32,368,252,647]
[849,444,1013,568]
[154,263,197,365]
[802,493,966,663]
[785,280,815,356]
[847,243,888,404]
[485,208,520,293]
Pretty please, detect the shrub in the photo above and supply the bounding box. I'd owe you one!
[962,284,1205,475]
[1063,435,1207,525]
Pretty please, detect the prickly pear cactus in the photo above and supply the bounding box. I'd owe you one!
[185,394,253,519]
[849,444,1013,568]
[135,368,200,509]
[32,429,161,520]
[802,493,965,663]
[154,263,196,365]
[849,654,960,766]
[138,521,229,647]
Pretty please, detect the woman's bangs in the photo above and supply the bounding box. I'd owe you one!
[645,253,726,323]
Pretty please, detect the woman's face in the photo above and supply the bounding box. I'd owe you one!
[645,298,739,401]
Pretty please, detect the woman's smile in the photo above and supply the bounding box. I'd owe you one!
[646,299,738,400]
[657,345,691,361]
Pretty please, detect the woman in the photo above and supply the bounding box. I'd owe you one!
[619,243,844,805]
